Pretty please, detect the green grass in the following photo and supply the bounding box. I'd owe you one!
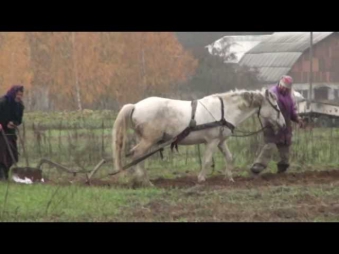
[1,181,339,222]
[2,110,339,222]
[0,182,164,222]
[22,110,116,129]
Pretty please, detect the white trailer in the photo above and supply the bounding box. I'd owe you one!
[296,98,339,127]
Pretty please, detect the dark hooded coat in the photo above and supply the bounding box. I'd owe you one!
[0,85,24,170]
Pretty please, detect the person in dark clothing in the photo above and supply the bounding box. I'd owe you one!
[0,85,25,180]
[250,76,304,175]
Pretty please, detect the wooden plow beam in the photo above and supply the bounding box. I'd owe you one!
[85,138,177,185]
[36,158,92,176]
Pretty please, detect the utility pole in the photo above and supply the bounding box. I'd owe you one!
[309,32,313,104]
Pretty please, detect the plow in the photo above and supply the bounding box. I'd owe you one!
[6,118,269,185]
[3,89,290,185]
[8,137,180,185]
[4,99,238,184]
[0,118,184,185]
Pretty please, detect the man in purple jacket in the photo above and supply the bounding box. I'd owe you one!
[251,75,304,175]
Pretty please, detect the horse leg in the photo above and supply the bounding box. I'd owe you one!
[129,139,155,187]
[218,141,235,183]
[132,161,154,188]
[198,140,219,183]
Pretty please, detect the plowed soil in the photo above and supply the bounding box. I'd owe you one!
[38,169,339,221]
[48,169,339,190]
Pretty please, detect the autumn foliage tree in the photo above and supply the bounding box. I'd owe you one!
[0,32,198,111]
[26,32,56,110]
[0,32,33,96]
[99,32,198,106]
[45,32,102,110]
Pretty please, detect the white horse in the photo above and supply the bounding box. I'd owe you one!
[112,88,286,186]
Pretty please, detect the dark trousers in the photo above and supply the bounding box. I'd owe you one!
[254,143,290,168]
[0,133,18,180]
[0,164,9,180]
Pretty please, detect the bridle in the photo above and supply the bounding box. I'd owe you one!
[256,89,281,129]
[232,89,282,137]
[183,89,283,139]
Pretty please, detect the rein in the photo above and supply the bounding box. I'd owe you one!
[171,89,282,145]
[231,90,281,138]
[170,97,235,151]
[220,106,267,138]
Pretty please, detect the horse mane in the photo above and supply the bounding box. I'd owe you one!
[210,88,266,109]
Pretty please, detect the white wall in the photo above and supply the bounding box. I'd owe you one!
[293,84,339,101]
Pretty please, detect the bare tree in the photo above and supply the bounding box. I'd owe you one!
[71,32,82,111]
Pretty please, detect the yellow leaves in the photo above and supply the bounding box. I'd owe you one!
[0,32,197,109]
[0,32,32,95]
[100,32,198,105]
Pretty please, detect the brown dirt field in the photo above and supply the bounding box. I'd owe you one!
[152,170,339,189]
[37,169,339,221]
[45,169,339,190]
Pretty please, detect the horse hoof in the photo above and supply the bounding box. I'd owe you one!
[140,180,154,188]
[224,176,235,183]
[197,176,206,183]
[131,180,154,189]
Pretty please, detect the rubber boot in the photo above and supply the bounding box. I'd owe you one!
[250,163,266,175]
[277,163,289,174]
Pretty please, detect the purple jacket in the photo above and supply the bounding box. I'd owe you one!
[263,84,299,145]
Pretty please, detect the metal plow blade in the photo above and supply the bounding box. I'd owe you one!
[11,167,44,184]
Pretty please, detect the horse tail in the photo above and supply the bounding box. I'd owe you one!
[112,104,135,172]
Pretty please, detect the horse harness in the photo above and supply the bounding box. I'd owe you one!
[170,89,282,151]
[170,97,235,152]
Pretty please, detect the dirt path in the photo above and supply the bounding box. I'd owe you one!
[152,170,339,189]
[51,169,339,189]
[40,169,339,221]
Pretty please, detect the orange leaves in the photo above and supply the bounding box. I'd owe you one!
[0,32,197,110]
[103,32,198,104]
[0,32,32,95]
